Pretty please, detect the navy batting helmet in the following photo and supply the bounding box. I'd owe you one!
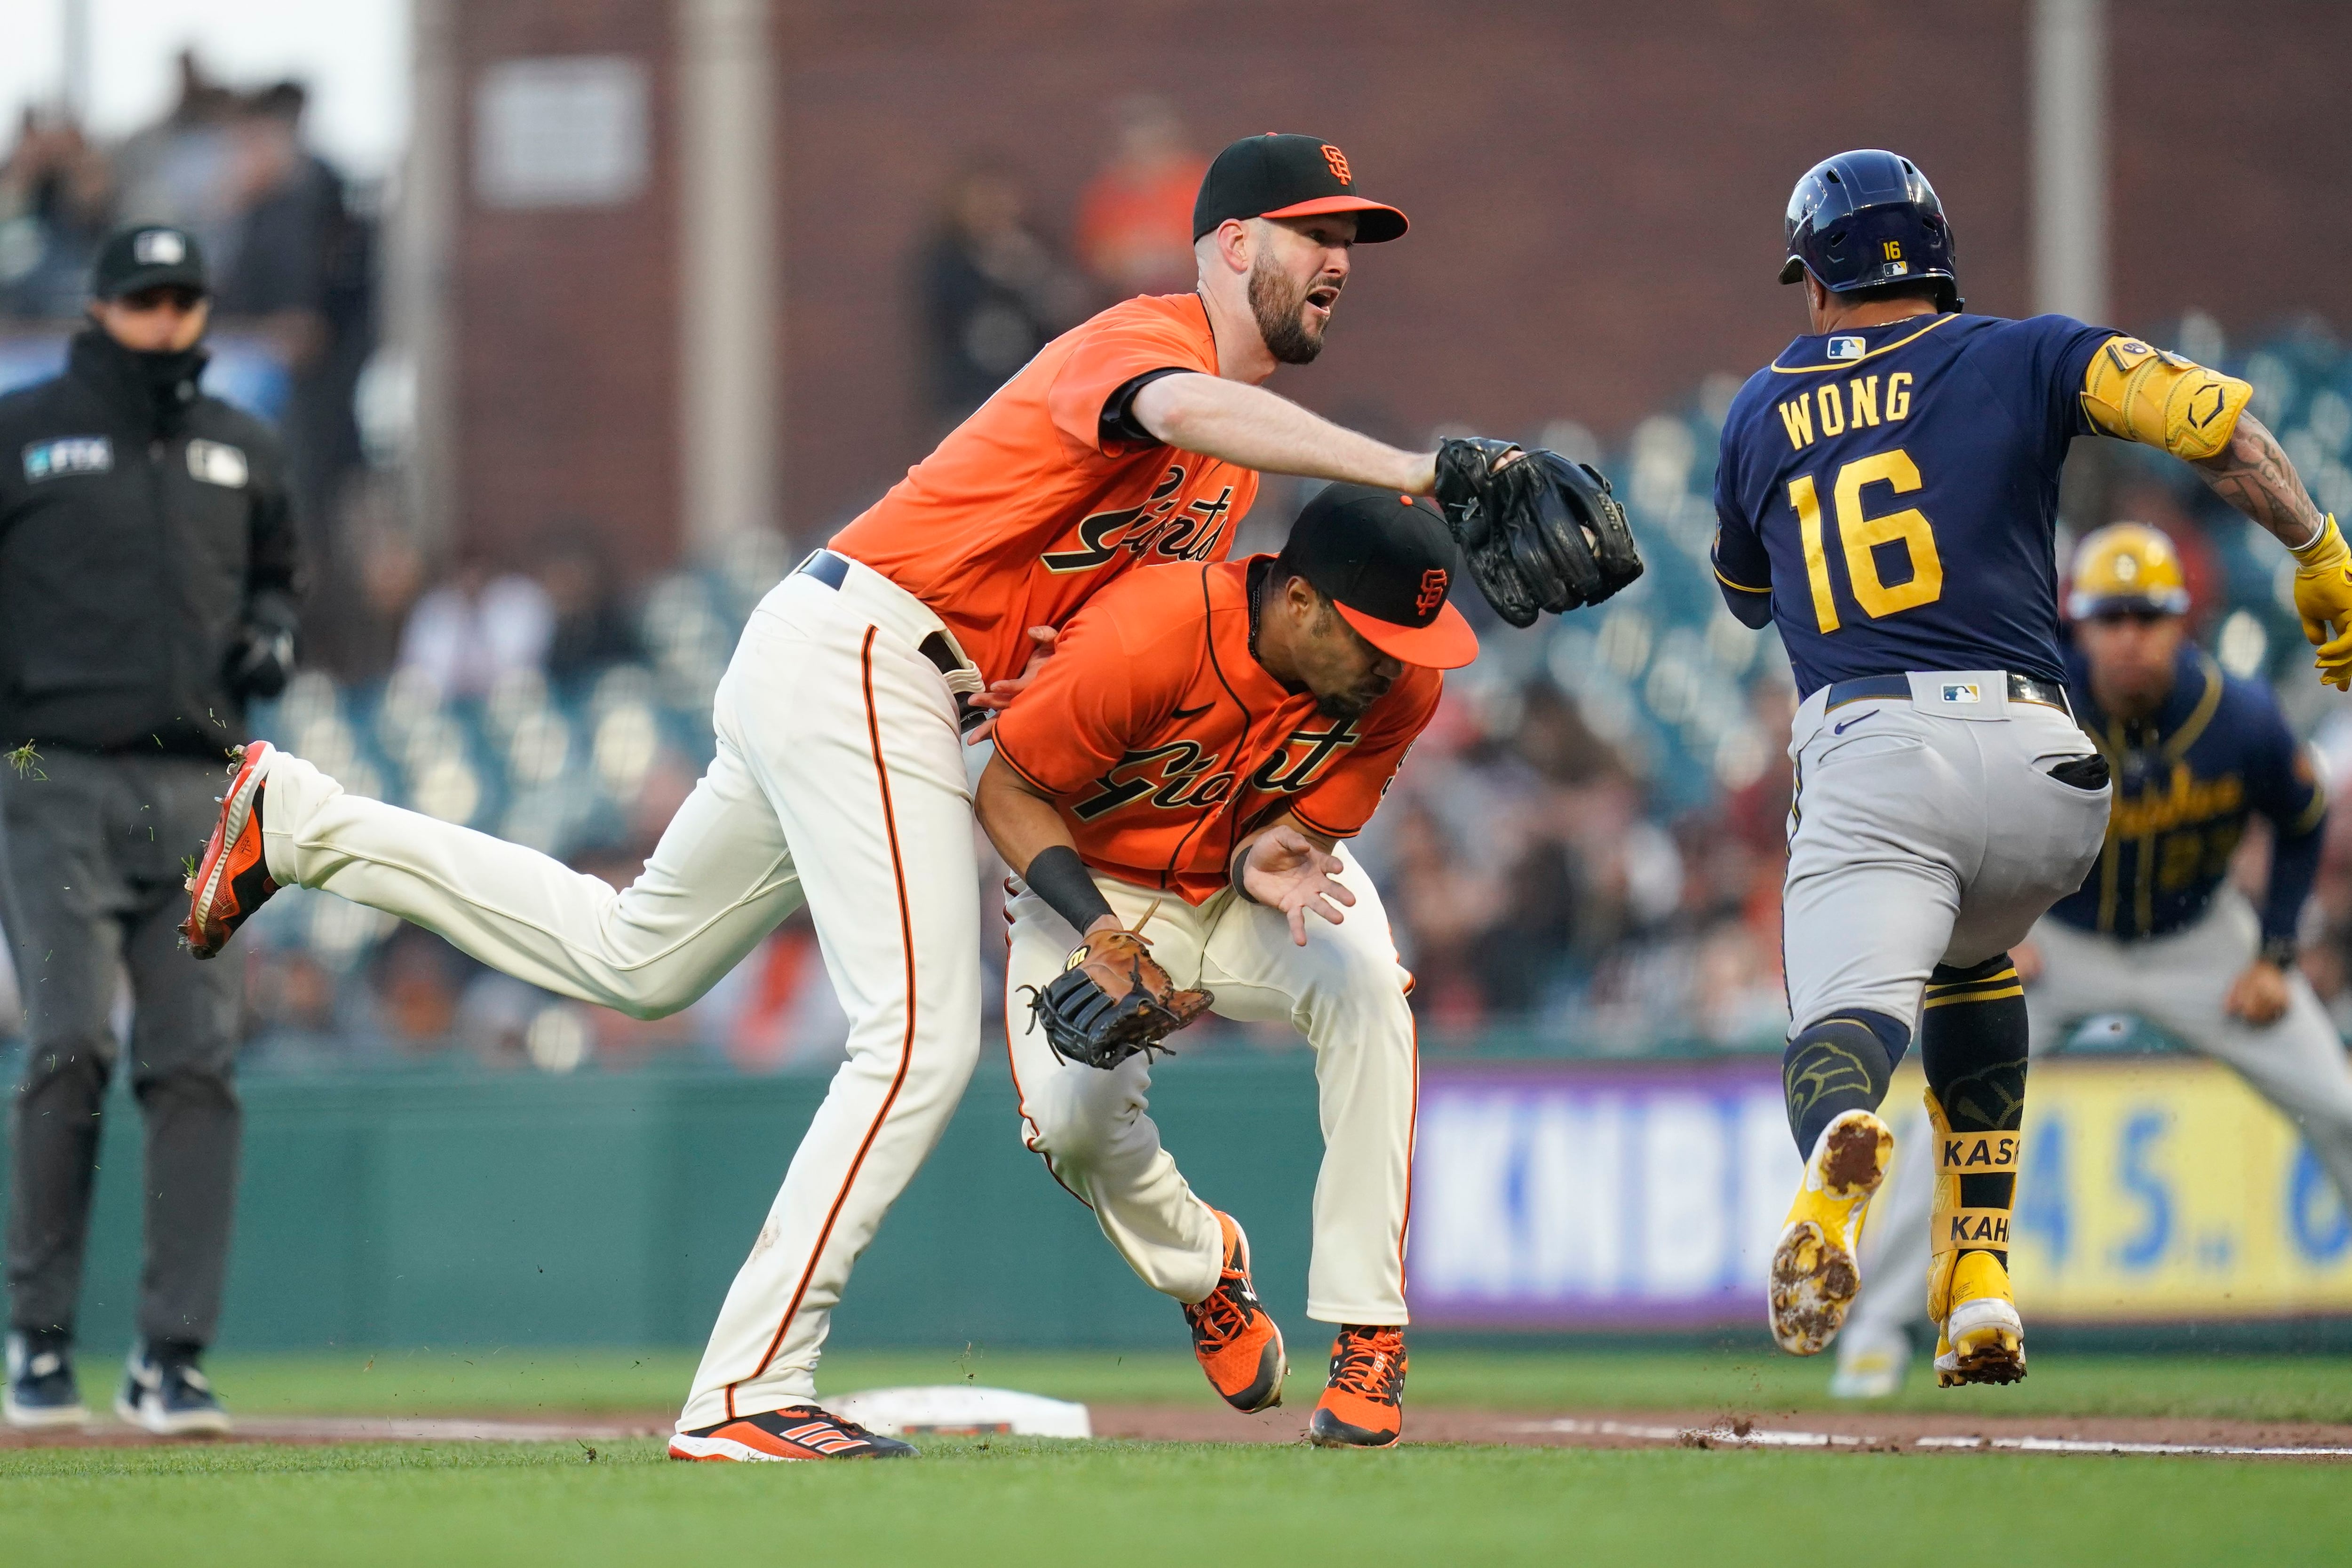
[1779,150,1962,313]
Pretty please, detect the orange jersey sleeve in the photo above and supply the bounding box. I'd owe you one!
[827,294,1255,689]
[1283,664,1442,841]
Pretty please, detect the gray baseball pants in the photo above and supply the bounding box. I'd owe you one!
[2,749,243,1348]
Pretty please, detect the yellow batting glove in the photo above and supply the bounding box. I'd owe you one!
[2291,514,2352,691]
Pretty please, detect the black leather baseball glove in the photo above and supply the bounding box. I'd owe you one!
[1023,926,1213,1071]
[1433,438,1644,626]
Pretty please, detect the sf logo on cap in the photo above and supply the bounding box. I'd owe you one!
[1320,144,1352,184]
[133,229,186,265]
[1415,568,1448,615]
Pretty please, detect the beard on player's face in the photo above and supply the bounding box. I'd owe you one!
[1248,252,1333,366]
[1305,605,1398,719]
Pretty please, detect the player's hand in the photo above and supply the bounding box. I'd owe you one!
[964,626,1058,746]
[2288,516,2352,690]
[1240,825,1356,947]
[2009,941,2043,986]
[2224,959,2292,1026]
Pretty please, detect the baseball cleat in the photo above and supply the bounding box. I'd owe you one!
[1309,1324,1406,1448]
[1828,1324,1912,1400]
[1184,1210,1286,1413]
[5,1331,89,1430]
[181,741,278,959]
[115,1343,230,1436]
[667,1405,917,1462]
[1768,1108,1895,1356]
[1933,1249,2026,1387]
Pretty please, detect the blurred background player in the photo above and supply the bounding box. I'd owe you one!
[0,225,300,1433]
[1712,149,2347,1387]
[979,484,1476,1448]
[1833,522,2352,1396]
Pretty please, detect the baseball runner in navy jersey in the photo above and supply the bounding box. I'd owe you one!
[1833,524,2352,1395]
[1714,150,2348,1386]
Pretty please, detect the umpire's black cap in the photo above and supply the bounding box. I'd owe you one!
[1283,484,1478,669]
[1192,135,1409,244]
[91,224,209,300]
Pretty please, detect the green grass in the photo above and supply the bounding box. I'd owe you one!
[14,1348,2352,1567]
[203,1342,2352,1425]
[4,1436,2347,1568]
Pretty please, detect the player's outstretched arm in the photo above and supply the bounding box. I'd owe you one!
[1131,372,1437,494]
[2195,413,2352,686]
[2191,411,2326,553]
[975,753,1119,938]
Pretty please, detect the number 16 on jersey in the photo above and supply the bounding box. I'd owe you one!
[1788,448,1945,633]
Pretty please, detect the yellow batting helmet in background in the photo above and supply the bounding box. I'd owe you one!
[2067,522,2191,620]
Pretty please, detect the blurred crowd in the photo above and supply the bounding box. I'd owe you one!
[7,82,2352,1077]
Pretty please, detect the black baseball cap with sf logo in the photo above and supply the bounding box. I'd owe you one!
[1192,134,1409,244]
[1282,483,1477,669]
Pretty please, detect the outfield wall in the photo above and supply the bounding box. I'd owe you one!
[3,1055,2346,1354]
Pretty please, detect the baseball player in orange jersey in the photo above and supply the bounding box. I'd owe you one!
[181,135,1526,1462]
[979,484,1475,1447]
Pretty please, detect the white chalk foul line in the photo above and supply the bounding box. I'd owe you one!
[1511,1419,2352,1460]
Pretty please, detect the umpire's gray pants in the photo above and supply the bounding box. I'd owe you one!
[2,749,243,1347]
[1783,673,2110,1035]
[1846,887,2352,1349]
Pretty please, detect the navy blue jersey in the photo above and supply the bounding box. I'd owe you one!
[2048,646,2327,944]
[1713,312,2114,697]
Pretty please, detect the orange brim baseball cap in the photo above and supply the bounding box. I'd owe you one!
[1193,134,1410,244]
[1336,598,1479,669]
[1288,485,1479,670]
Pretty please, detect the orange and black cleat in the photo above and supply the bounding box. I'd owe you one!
[1183,1210,1286,1413]
[1309,1324,1406,1448]
[181,741,278,960]
[667,1405,917,1462]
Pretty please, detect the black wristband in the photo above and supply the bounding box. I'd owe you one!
[2261,935,2301,970]
[1025,845,1116,935]
[1228,837,1263,904]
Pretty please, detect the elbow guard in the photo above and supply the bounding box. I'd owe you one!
[2080,335,2251,461]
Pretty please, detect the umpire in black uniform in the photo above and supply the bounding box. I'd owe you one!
[0,225,298,1433]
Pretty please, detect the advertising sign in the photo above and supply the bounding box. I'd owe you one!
[1407,1057,2352,1329]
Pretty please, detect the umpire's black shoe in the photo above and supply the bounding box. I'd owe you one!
[5,1329,89,1429]
[116,1342,231,1436]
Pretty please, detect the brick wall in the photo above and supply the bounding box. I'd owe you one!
[447,0,2352,570]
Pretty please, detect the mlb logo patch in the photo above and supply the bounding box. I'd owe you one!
[1828,335,1866,361]
[133,229,186,265]
[1940,682,1982,705]
[23,436,112,481]
[186,439,248,488]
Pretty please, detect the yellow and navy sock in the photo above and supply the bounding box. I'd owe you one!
[1922,955,2028,1265]
[1782,1008,1909,1155]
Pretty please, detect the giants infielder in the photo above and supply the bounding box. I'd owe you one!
[180,136,1589,1462]
[980,484,1474,1447]
[1712,150,2348,1386]
[1833,523,2352,1395]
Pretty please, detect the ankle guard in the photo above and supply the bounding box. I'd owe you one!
[1924,1087,2021,1322]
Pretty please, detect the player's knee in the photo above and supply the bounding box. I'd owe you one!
[1027,1080,1126,1169]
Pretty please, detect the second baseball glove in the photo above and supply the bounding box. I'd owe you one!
[1434,438,1645,626]
[1024,923,1213,1071]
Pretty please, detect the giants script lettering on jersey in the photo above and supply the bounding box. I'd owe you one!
[1041,464,1236,573]
[1072,740,1237,820]
[1248,719,1361,792]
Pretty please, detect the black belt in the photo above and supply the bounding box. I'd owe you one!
[794,549,990,732]
[1824,671,2069,715]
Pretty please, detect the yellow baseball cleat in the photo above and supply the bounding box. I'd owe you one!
[1768,1108,1895,1356]
[1932,1248,2026,1386]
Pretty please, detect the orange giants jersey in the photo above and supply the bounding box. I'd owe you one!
[990,557,1441,903]
[827,293,1259,686]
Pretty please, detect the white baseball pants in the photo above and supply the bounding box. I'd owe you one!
[258,558,985,1431]
[1001,848,1416,1325]
[1781,674,2111,1035]
[1842,886,2352,1349]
